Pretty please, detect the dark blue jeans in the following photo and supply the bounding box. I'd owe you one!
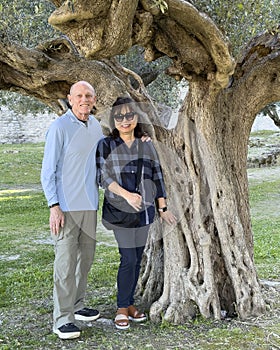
[113,226,149,308]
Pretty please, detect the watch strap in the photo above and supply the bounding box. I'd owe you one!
[49,202,59,208]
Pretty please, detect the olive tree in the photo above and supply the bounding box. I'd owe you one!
[1,0,280,323]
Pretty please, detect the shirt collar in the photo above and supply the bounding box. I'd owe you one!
[115,136,139,150]
[67,109,93,124]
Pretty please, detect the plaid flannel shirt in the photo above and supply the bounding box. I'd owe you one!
[96,136,166,226]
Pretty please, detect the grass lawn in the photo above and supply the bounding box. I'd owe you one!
[0,142,279,350]
[248,167,280,280]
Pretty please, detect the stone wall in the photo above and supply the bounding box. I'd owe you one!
[0,106,56,144]
[0,106,279,144]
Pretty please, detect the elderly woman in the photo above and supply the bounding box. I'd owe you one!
[96,97,176,330]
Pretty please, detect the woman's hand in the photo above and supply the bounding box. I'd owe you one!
[125,192,142,211]
[159,210,177,225]
[108,181,142,211]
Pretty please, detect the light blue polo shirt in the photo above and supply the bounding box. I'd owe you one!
[41,109,104,211]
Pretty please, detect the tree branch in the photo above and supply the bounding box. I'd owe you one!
[151,0,235,87]
[0,35,127,114]
[47,0,235,88]
[230,29,280,121]
[48,0,139,59]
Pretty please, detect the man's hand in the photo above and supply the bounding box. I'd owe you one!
[49,206,64,235]
[141,134,151,142]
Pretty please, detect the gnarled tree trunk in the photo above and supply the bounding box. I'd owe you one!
[139,80,265,322]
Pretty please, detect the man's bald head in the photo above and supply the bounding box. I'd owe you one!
[68,81,97,121]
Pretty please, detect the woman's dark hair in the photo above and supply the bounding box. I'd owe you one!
[109,97,147,139]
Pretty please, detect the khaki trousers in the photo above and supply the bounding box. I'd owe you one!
[52,211,97,329]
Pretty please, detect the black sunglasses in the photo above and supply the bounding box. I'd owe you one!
[113,111,136,122]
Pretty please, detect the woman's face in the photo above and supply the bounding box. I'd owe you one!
[113,105,138,136]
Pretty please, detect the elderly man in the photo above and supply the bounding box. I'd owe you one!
[41,81,103,339]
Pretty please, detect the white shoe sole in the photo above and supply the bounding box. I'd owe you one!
[115,323,130,330]
[128,315,147,322]
[53,329,80,339]
[74,313,100,321]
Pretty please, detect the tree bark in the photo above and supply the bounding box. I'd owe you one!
[1,0,280,322]
[139,81,266,322]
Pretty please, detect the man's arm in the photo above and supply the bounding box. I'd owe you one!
[41,123,65,234]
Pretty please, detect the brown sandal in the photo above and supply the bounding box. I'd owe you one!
[128,305,147,322]
[115,308,130,330]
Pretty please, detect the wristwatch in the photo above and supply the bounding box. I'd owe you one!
[49,202,59,208]
[158,206,167,212]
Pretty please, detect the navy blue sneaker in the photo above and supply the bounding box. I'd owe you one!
[53,323,80,339]
[74,307,100,321]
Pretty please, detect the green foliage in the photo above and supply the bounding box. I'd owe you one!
[0,0,57,47]
[0,0,56,114]
[118,46,185,109]
[192,0,280,54]
[0,91,52,115]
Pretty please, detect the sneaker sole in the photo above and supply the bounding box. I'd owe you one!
[53,329,80,339]
[74,313,100,322]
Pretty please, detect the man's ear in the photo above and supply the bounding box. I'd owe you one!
[67,94,72,106]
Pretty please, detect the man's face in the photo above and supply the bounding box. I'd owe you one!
[68,83,96,121]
